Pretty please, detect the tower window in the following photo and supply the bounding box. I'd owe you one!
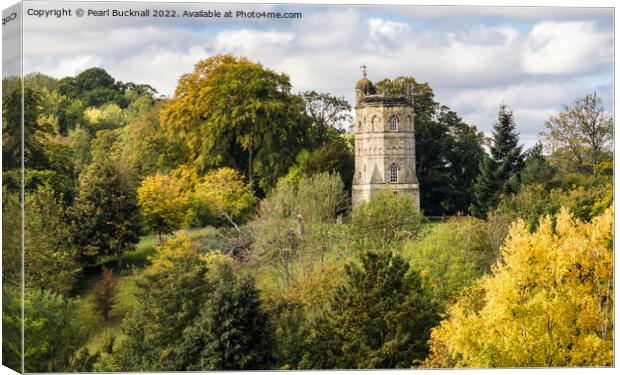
[389,116,399,131]
[389,163,399,183]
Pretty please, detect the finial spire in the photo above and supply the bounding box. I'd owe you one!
[360,63,367,78]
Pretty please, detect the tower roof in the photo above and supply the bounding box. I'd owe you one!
[355,77,375,94]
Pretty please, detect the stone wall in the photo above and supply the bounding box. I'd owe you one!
[352,92,420,209]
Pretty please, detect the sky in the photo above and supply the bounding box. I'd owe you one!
[16,1,615,148]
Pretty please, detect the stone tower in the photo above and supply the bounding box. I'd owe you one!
[351,69,420,208]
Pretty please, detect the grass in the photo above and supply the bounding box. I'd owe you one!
[77,271,139,353]
[76,226,223,353]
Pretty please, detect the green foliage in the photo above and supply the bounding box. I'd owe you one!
[2,191,21,287]
[161,54,311,192]
[299,136,355,191]
[350,192,423,251]
[24,289,88,372]
[300,90,352,148]
[58,67,126,108]
[114,234,211,370]
[521,143,556,186]
[494,173,613,229]
[70,348,101,372]
[67,125,92,172]
[191,167,256,230]
[25,188,80,295]
[2,286,21,371]
[177,263,275,370]
[302,251,437,368]
[251,173,348,285]
[426,207,614,367]
[92,267,118,321]
[25,72,59,92]
[2,81,52,190]
[69,157,141,266]
[117,101,185,179]
[84,103,127,133]
[375,77,485,215]
[543,92,613,176]
[38,88,85,135]
[405,217,495,307]
[471,104,524,218]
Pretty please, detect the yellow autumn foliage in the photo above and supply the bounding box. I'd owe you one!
[426,206,613,368]
[137,173,188,239]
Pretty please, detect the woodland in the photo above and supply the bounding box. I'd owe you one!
[1,54,614,371]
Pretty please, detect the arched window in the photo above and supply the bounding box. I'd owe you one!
[389,163,399,183]
[358,121,362,131]
[389,116,399,131]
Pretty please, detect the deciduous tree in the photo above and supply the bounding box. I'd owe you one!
[161,54,310,191]
[426,207,614,367]
[543,92,613,176]
[137,173,188,243]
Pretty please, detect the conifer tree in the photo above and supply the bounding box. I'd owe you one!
[177,263,274,370]
[301,251,437,369]
[471,104,524,217]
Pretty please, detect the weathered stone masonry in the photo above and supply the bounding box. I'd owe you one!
[351,73,420,209]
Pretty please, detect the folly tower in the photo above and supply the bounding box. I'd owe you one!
[351,67,420,208]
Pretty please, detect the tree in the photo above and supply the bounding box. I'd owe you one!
[299,136,355,191]
[177,263,275,370]
[300,90,352,148]
[404,217,495,308]
[118,101,186,179]
[251,173,347,285]
[543,92,613,176]
[69,157,141,267]
[192,167,256,233]
[349,192,423,251]
[161,54,311,191]
[301,251,437,369]
[114,234,211,371]
[2,81,51,189]
[92,267,118,321]
[520,142,556,186]
[137,173,188,243]
[58,67,125,108]
[24,289,88,372]
[471,104,524,218]
[426,207,614,367]
[25,188,80,295]
[375,77,484,215]
[37,88,85,135]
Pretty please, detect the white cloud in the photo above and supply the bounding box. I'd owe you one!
[214,29,295,56]
[368,18,411,42]
[16,4,613,149]
[25,54,103,78]
[522,21,613,75]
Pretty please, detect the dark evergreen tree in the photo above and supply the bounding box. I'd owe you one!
[471,104,524,218]
[301,251,437,369]
[521,142,556,186]
[69,156,141,267]
[114,235,211,371]
[58,67,126,108]
[177,263,275,370]
[300,137,355,191]
[375,77,485,215]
